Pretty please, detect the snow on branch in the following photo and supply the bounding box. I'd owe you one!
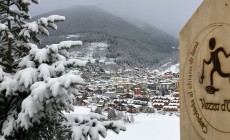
[64,113,126,140]
[19,15,65,42]
[47,41,83,59]
[37,64,52,80]
[0,2,126,139]
[20,95,44,118]
[0,24,8,31]
[1,113,16,138]
[47,15,65,22]
[30,81,50,102]
[15,68,38,88]
[54,73,85,88]
[102,121,126,134]
[0,76,18,96]
[48,41,83,53]
[0,23,14,39]
[58,41,82,49]
[30,48,50,63]
[0,67,5,81]
[66,59,87,67]
[20,0,40,4]
[16,74,84,129]
[18,55,35,68]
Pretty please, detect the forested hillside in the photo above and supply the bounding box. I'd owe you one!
[35,6,178,67]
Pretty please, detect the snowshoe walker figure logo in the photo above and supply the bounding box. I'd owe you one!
[182,24,230,138]
[180,1,230,139]
[199,38,230,94]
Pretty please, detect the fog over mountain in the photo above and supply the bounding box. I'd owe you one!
[31,0,202,37]
[35,6,178,68]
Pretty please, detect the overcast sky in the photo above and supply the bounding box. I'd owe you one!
[30,0,202,37]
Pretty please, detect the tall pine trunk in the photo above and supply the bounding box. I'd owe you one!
[7,0,12,72]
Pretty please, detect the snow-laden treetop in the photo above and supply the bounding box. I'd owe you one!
[0,1,126,140]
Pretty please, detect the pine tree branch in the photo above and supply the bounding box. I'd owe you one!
[0,61,10,68]
[7,0,13,72]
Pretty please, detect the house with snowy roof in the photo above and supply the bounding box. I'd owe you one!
[127,104,142,113]
[163,106,178,112]
[153,103,164,110]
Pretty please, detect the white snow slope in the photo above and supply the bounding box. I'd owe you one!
[104,113,179,140]
[160,63,179,74]
[67,106,180,140]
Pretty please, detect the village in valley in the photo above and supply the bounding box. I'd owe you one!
[71,60,180,121]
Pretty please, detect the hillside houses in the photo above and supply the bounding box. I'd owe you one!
[77,66,180,114]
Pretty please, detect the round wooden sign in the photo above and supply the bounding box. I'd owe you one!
[183,23,230,139]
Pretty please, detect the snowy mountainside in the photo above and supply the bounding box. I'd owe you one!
[69,41,116,65]
[164,63,179,73]
[158,63,179,73]
[34,6,178,68]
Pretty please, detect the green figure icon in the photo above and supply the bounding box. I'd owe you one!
[199,38,230,94]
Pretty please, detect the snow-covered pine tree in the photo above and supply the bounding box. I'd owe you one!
[116,111,124,120]
[108,108,117,120]
[94,107,102,115]
[0,1,125,140]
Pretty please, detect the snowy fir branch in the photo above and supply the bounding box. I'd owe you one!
[0,1,126,140]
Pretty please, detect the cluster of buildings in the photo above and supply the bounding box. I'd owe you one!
[75,64,180,114]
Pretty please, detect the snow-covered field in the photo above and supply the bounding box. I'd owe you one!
[104,113,179,140]
[69,41,109,63]
[67,106,180,140]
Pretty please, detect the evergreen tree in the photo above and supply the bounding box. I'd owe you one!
[0,1,125,140]
[108,109,117,120]
[116,111,124,120]
[94,107,102,115]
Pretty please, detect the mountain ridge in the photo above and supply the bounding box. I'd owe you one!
[34,5,178,68]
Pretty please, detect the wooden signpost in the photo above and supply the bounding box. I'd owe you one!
[180,0,230,139]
